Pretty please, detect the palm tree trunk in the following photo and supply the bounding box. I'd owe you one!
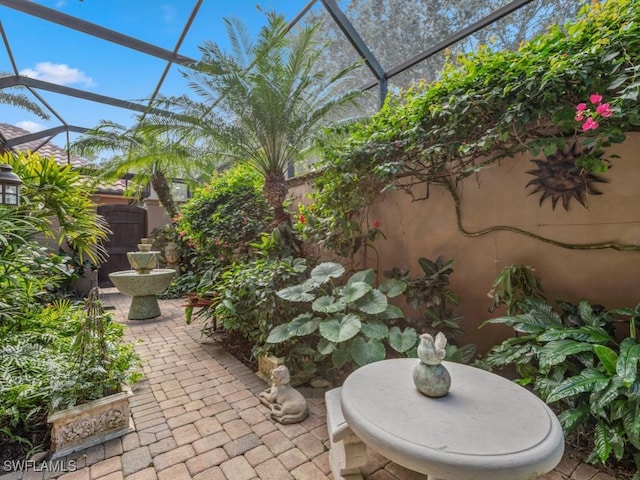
[151,170,179,219]
[263,171,305,256]
[263,172,290,226]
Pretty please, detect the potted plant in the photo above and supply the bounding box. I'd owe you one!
[47,288,141,459]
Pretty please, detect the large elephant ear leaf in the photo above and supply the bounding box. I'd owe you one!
[266,313,318,343]
[312,295,346,313]
[311,262,345,284]
[360,321,388,340]
[277,283,316,302]
[351,337,386,366]
[380,304,404,320]
[347,268,375,286]
[317,337,337,355]
[319,313,362,342]
[388,326,418,353]
[339,282,372,303]
[356,289,388,315]
[379,278,407,298]
[332,345,352,369]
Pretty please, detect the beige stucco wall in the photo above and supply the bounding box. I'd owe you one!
[290,133,640,354]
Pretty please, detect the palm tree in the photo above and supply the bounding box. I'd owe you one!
[72,121,207,219]
[0,74,50,153]
[145,12,364,226]
[0,75,50,121]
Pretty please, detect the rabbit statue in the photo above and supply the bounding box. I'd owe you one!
[413,332,451,397]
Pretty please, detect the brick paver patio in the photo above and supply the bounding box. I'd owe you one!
[0,290,615,480]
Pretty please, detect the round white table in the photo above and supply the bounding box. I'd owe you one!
[340,358,564,480]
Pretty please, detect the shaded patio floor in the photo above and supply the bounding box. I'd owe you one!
[0,290,615,480]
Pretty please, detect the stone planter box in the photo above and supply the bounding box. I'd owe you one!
[257,354,285,383]
[47,385,134,459]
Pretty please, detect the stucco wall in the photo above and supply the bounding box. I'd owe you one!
[289,133,640,353]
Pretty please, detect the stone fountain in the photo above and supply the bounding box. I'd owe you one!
[109,238,176,320]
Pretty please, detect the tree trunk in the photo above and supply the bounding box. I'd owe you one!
[263,172,290,226]
[151,170,179,219]
[263,171,304,256]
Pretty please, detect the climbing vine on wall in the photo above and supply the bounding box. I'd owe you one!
[307,0,640,253]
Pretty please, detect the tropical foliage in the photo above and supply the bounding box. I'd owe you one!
[385,256,468,340]
[178,164,272,268]
[71,121,204,219]
[4,151,110,265]
[0,181,139,459]
[206,257,309,360]
[308,0,640,250]
[487,264,545,315]
[483,298,640,476]
[0,73,50,121]
[267,262,418,380]
[146,12,363,228]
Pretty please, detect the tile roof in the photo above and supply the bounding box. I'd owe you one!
[0,123,126,195]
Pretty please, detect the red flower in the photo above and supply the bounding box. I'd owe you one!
[596,103,613,118]
[299,214,306,224]
[372,219,381,228]
[582,117,599,131]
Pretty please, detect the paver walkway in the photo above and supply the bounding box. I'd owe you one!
[1,290,615,480]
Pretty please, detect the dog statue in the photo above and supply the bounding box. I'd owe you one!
[259,365,308,424]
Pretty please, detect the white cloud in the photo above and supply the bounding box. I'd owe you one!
[20,62,95,87]
[16,121,46,133]
[161,5,177,23]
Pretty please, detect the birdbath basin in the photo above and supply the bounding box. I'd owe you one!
[127,251,160,274]
[109,269,176,320]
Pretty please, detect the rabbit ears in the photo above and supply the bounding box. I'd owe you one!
[419,332,448,349]
[435,332,447,350]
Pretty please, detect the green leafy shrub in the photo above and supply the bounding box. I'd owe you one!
[179,164,272,268]
[308,0,640,242]
[0,158,138,460]
[205,257,308,359]
[6,151,109,265]
[483,298,640,475]
[385,257,466,336]
[267,262,418,380]
[487,264,545,315]
[0,298,141,459]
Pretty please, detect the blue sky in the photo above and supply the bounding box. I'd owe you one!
[0,0,311,143]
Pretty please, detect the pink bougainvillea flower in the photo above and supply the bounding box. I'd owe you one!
[372,219,381,228]
[596,103,613,117]
[582,117,599,131]
[575,112,584,121]
[589,93,603,104]
[576,103,587,112]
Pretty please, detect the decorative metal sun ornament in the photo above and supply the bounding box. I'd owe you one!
[526,142,608,211]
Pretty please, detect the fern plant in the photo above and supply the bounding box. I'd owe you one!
[483,298,640,476]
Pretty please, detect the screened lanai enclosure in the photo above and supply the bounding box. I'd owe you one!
[0,0,587,156]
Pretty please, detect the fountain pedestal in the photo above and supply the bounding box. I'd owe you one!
[109,239,176,320]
